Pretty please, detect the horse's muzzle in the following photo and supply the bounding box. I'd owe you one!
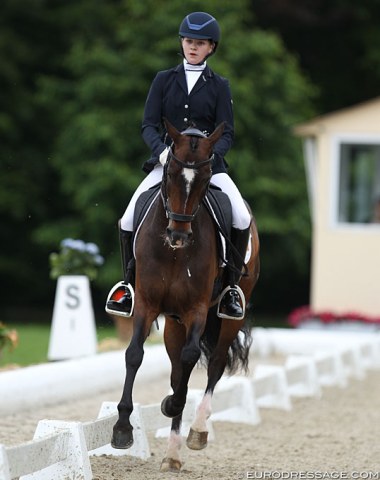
[166,227,192,249]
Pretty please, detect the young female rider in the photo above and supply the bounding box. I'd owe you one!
[106,12,251,320]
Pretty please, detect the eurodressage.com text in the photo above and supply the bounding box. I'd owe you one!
[240,472,380,479]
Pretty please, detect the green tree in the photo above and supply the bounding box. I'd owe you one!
[0,0,71,306]
[251,0,380,113]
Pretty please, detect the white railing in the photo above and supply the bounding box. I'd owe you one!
[1,328,379,480]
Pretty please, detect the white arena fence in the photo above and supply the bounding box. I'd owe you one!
[0,328,379,480]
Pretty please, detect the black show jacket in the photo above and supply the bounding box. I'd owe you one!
[141,63,234,174]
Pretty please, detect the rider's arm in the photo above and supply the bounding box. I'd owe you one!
[141,72,168,158]
[213,76,234,160]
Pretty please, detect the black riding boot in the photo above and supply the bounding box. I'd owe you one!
[106,227,135,316]
[219,226,250,319]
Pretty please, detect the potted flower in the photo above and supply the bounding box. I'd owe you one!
[0,322,18,361]
[49,238,104,280]
[48,239,104,360]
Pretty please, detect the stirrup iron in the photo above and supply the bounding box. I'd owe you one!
[105,280,135,317]
[217,285,246,320]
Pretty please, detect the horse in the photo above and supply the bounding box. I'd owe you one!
[111,119,260,472]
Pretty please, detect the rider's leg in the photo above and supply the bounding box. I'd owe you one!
[106,165,164,316]
[210,173,251,319]
[105,224,135,315]
[221,226,250,317]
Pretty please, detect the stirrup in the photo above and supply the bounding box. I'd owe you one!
[217,285,246,320]
[105,280,135,317]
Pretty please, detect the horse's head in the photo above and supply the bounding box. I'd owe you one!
[162,118,224,249]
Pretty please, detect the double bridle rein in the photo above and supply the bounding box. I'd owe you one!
[162,144,214,223]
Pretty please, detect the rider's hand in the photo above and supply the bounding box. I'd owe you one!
[159,147,170,166]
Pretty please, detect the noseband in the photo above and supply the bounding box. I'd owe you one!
[162,145,214,223]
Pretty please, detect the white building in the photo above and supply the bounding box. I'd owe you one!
[294,98,380,316]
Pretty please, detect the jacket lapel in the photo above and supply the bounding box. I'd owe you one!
[174,64,214,96]
[175,64,188,94]
[190,65,213,96]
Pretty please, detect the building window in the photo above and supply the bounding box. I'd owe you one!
[338,143,380,224]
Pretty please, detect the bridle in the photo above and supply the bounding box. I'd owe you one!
[162,143,214,223]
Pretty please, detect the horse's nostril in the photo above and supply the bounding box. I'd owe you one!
[167,229,192,249]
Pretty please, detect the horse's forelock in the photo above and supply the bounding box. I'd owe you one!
[189,136,199,153]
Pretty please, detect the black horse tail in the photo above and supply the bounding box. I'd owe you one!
[199,304,253,374]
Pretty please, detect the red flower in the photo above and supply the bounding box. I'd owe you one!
[287,306,380,327]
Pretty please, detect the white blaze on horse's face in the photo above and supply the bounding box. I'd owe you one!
[182,165,196,196]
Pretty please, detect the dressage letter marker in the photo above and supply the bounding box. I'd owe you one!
[48,275,97,360]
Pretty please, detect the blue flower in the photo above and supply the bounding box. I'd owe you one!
[49,239,104,280]
[86,242,100,255]
[60,238,75,248]
[94,254,104,266]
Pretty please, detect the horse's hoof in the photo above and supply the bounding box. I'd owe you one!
[160,457,182,473]
[161,395,183,418]
[186,428,208,450]
[111,428,134,449]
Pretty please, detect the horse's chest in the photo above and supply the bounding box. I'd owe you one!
[144,260,213,310]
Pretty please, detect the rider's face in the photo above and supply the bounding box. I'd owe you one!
[182,37,214,65]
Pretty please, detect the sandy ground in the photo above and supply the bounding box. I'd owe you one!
[1,358,380,479]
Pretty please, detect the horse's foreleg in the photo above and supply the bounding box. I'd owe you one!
[160,414,183,473]
[187,351,227,449]
[186,391,212,450]
[186,364,222,451]
[187,321,242,450]
[161,318,204,418]
[111,320,147,449]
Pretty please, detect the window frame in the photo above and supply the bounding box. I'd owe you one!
[330,133,380,230]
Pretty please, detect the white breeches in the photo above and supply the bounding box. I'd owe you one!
[120,164,251,231]
[210,172,251,229]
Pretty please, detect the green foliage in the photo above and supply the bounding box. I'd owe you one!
[251,0,380,113]
[49,238,104,280]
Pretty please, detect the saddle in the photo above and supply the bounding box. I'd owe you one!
[133,183,232,263]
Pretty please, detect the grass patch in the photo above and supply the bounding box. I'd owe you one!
[0,323,118,368]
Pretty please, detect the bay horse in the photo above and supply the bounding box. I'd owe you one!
[111,119,260,472]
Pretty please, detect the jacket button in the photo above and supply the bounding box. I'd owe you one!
[184,117,188,122]
[184,104,189,108]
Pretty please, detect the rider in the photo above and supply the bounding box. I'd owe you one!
[106,11,251,320]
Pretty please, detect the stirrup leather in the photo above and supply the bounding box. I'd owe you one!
[105,280,135,318]
[217,285,246,320]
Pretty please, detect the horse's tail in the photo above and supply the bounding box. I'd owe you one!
[199,305,252,374]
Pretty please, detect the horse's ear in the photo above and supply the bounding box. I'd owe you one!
[163,117,181,143]
[207,122,225,147]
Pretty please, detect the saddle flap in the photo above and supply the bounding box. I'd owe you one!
[133,184,161,231]
[204,186,232,238]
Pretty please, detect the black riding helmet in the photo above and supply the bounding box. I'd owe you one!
[179,12,220,58]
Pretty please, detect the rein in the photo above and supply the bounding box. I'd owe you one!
[162,145,213,223]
